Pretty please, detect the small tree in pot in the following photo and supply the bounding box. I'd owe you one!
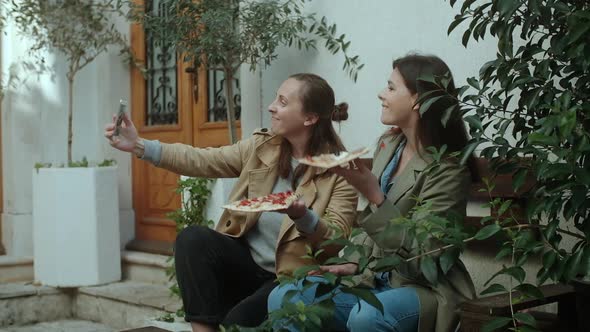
[11,0,132,164]
[9,0,135,287]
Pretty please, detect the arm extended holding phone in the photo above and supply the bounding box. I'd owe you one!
[113,99,127,137]
[104,99,143,157]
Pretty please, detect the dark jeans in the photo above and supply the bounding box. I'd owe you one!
[174,225,277,328]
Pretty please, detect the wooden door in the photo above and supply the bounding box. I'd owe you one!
[129,0,241,245]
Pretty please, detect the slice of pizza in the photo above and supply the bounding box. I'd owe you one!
[223,191,300,212]
[297,146,371,168]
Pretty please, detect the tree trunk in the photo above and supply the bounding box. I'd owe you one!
[67,77,74,164]
[224,67,238,144]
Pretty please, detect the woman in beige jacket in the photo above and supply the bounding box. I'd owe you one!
[268,54,477,332]
[105,74,357,331]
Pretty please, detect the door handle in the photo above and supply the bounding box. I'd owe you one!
[185,66,199,103]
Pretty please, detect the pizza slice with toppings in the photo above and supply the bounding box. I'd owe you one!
[223,191,300,212]
[297,147,371,168]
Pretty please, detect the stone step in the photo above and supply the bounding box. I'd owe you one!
[0,319,115,332]
[0,256,33,283]
[0,282,73,327]
[76,280,188,331]
[0,281,189,331]
[121,251,172,286]
[0,250,172,286]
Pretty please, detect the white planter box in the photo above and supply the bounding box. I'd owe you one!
[32,166,121,287]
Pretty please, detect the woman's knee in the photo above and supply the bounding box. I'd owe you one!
[268,277,325,312]
[347,303,380,331]
[347,287,420,332]
[175,225,213,254]
[268,283,299,312]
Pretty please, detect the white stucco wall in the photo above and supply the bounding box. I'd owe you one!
[1,7,134,256]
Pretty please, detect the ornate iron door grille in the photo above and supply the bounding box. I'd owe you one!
[207,69,241,122]
[145,0,178,126]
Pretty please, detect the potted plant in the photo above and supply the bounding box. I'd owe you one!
[130,0,363,143]
[10,0,133,287]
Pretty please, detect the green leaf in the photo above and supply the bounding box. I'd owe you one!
[460,140,480,166]
[514,283,544,299]
[448,16,467,35]
[527,132,559,146]
[373,256,402,272]
[574,168,590,185]
[313,280,337,298]
[559,109,576,137]
[467,77,480,89]
[462,28,471,47]
[482,317,512,332]
[512,168,528,192]
[460,0,477,13]
[514,312,537,327]
[441,105,457,127]
[497,0,521,16]
[480,283,507,296]
[542,250,557,269]
[465,114,483,131]
[474,224,502,240]
[496,246,513,260]
[504,266,526,283]
[420,256,438,285]
[419,96,445,115]
[440,248,459,274]
[568,21,590,45]
[496,199,512,216]
[564,249,583,281]
[340,288,384,314]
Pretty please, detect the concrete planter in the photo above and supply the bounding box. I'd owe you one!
[32,166,121,287]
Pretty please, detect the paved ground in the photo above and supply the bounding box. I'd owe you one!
[0,320,115,332]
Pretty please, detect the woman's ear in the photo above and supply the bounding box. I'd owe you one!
[411,94,420,112]
[303,113,319,126]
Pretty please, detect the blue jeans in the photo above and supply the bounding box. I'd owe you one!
[267,273,420,332]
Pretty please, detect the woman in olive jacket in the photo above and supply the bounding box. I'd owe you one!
[105,74,357,332]
[268,54,478,332]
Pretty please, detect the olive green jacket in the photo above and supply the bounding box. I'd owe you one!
[348,134,476,332]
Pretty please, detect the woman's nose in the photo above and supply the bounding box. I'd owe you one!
[377,90,385,100]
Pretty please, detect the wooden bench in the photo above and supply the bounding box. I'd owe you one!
[459,283,579,331]
[121,327,172,332]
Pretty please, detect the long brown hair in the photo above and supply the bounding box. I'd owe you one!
[277,73,348,187]
[391,54,479,181]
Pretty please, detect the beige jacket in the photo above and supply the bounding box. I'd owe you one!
[349,134,476,332]
[158,128,358,276]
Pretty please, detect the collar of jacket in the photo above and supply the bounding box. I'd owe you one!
[372,134,430,204]
[255,132,330,178]
[252,132,321,208]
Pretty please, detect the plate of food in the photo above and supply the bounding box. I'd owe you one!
[297,147,371,168]
[223,191,300,212]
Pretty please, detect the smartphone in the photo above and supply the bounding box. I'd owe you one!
[113,99,127,136]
